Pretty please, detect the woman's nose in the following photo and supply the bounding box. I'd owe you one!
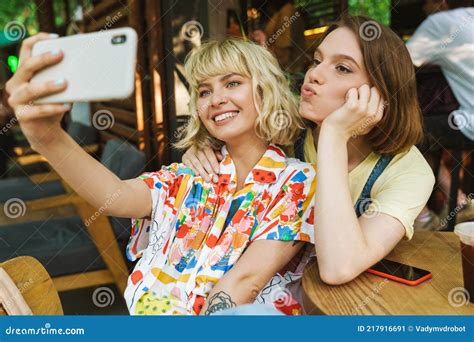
[210,92,228,107]
[307,65,325,85]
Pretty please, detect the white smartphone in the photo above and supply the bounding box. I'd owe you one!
[30,27,137,104]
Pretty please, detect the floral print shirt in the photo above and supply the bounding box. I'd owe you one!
[124,144,316,315]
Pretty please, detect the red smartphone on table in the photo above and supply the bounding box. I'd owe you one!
[366,259,432,286]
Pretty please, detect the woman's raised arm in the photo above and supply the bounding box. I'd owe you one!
[6,33,151,219]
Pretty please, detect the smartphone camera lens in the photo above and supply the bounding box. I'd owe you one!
[111,35,127,45]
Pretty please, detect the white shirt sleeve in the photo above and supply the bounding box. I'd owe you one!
[406,16,443,67]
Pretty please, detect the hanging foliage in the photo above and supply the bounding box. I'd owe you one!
[348,0,391,25]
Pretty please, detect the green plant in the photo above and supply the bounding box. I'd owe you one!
[348,0,391,25]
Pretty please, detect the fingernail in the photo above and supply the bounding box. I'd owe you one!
[55,78,65,86]
[63,103,71,110]
[213,175,219,183]
[50,48,61,55]
[49,33,59,39]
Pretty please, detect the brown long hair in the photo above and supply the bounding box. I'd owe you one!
[319,16,424,155]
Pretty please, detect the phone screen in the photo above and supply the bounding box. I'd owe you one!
[369,259,431,281]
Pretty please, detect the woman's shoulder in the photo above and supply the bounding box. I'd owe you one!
[376,145,435,189]
[388,146,434,177]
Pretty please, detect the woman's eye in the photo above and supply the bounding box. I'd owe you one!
[199,89,210,97]
[311,58,321,67]
[226,81,240,88]
[336,65,352,73]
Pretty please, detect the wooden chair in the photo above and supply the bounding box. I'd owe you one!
[24,191,131,294]
[0,256,63,315]
[0,139,146,295]
[7,121,99,178]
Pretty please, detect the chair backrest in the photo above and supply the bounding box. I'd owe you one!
[0,256,63,315]
[66,121,99,146]
[100,139,146,180]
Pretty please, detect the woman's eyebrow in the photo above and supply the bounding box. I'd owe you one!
[333,54,360,68]
[198,73,242,88]
[315,47,360,68]
[219,73,242,81]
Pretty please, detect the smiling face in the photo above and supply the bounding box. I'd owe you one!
[299,27,371,125]
[196,73,260,145]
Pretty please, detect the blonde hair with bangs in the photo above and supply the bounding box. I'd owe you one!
[174,39,302,150]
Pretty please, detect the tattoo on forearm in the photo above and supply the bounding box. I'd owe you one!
[205,291,236,315]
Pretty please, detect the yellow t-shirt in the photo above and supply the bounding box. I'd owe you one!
[302,129,435,240]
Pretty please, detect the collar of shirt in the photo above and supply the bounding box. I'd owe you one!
[218,144,287,189]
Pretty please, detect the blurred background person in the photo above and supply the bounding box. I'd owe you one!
[407,0,474,229]
[250,0,306,74]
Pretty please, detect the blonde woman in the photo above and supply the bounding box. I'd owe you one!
[6,37,316,315]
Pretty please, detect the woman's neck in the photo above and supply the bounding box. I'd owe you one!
[226,137,268,191]
[313,127,373,172]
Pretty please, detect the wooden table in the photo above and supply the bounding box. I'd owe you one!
[302,232,474,315]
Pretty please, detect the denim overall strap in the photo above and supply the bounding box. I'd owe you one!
[294,130,306,162]
[354,155,394,217]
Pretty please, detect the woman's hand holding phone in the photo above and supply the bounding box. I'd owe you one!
[321,84,385,141]
[5,33,69,151]
[5,33,151,220]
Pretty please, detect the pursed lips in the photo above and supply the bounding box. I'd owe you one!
[301,84,317,97]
